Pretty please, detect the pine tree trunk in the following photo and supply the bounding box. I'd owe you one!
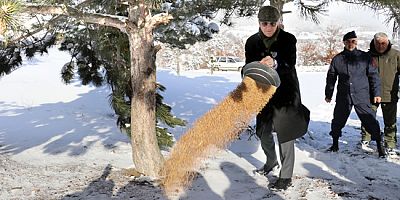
[127,23,164,177]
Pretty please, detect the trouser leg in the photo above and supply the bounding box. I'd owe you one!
[354,103,381,141]
[355,103,386,157]
[360,104,378,142]
[256,113,277,167]
[278,139,295,179]
[330,101,352,138]
[381,102,397,148]
[260,121,277,167]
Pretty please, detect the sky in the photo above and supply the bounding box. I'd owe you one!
[1,1,400,200]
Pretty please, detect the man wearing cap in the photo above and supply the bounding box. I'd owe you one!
[244,5,310,190]
[360,32,400,155]
[325,31,386,157]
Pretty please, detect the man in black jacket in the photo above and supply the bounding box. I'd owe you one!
[325,31,386,157]
[244,5,310,190]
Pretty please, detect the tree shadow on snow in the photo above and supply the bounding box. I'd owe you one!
[62,164,115,199]
[182,161,285,200]
[296,119,400,200]
[61,164,166,200]
[0,86,129,156]
[228,132,265,171]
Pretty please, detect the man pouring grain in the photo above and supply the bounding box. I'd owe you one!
[243,5,310,190]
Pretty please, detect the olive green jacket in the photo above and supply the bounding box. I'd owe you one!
[369,41,400,102]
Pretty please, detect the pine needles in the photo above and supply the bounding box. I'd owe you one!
[0,0,22,35]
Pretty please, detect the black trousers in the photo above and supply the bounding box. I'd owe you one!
[330,101,381,141]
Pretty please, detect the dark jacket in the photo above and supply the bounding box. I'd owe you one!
[245,29,310,143]
[369,40,400,102]
[325,48,381,105]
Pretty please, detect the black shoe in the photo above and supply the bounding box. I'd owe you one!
[327,137,339,152]
[377,140,386,158]
[255,162,278,176]
[327,144,339,152]
[270,178,292,190]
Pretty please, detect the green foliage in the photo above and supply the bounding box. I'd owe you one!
[156,84,186,128]
[297,0,400,32]
[0,0,22,34]
[297,1,329,24]
[58,21,185,148]
[156,127,175,149]
[59,26,103,86]
[61,61,74,84]
[25,33,57,58]
[1,32,56,76]
[353,0,400,33]
[0,45,22,76]
[154,0,264,48]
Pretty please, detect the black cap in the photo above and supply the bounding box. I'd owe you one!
[258,6,280,22]
[343,31,357,41]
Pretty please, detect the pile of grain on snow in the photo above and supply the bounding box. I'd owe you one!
[160,76,277,195]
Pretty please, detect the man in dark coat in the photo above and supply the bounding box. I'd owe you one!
[325,31,386,157]
[244,5,310,190]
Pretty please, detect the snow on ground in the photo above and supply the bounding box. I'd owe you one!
[1,49,399,199]
[159,69,400,200]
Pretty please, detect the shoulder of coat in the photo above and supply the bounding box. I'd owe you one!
[246,32,261,42]
[277,30,296,45]
[389,47,400,56]
[357,49,372,58]
[245,33,261,48]
[331,52,343,63]
[357,49,368,54]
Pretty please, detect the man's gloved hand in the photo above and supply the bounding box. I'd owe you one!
[325,98,332,103]
[260,56,277,69]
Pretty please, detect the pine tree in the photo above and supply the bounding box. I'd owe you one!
[57,23,185,148]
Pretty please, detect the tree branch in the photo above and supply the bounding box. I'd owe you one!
[22,4,127,32]
[149,13,173,28]
[9,0,96,44]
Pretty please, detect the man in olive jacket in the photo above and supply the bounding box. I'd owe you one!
[244,5,310,190]
[325,31,385,157]
[361,32,400,155]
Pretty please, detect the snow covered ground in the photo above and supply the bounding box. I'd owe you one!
[1,2,400,200]
[1,48,399,199]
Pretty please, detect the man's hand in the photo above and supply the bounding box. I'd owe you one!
[260,56,275,68]
[373,96,381,104]
[325,98,331,103]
